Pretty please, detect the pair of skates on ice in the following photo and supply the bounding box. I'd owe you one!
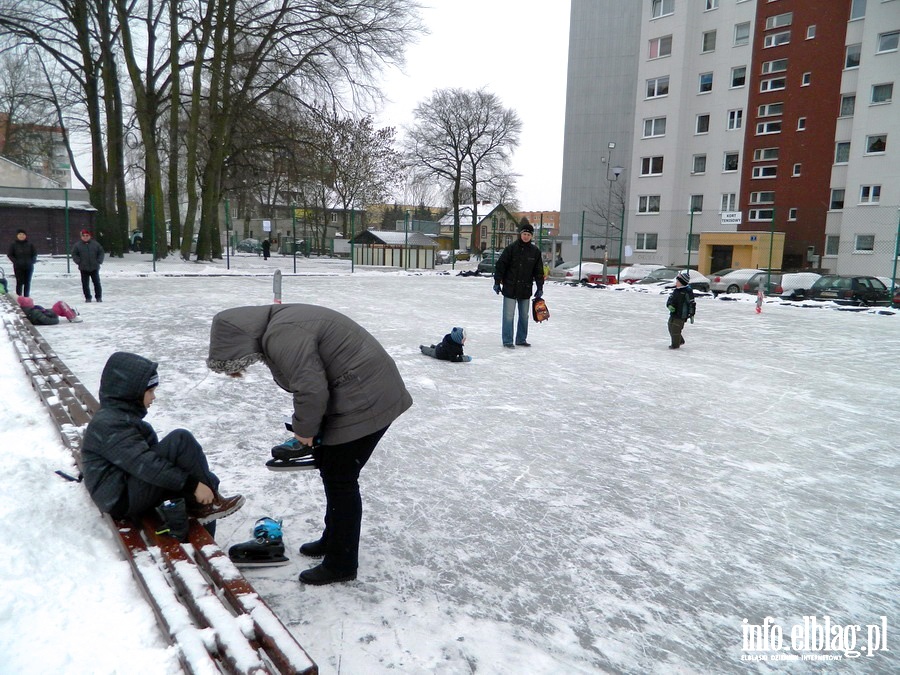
[229,418,318,567]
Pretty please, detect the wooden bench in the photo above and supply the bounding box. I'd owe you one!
[2,295,317,674]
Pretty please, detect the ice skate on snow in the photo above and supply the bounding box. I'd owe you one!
[228,517,290,568]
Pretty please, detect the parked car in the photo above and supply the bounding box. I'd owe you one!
[476,256,498,274]
[454,249,471,261]
[636,267,711,293]
[548,261,579,280]
[236,238,262,254]
[564,262,618,284]
[709,268,764,295]
[435,250,453,264]
[806,275,891,306]
[742,272,783,296]
[707,268,737,288]
[743,272,821,299]
[618,264,665,284]
[877,278,900,307]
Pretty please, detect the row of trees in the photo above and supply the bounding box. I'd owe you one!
[0,2,522,260]
[0,0,420,259]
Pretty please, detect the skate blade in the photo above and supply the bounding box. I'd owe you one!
[266,459,317,472]
[229,557,291,568]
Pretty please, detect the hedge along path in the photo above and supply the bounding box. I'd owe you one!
[1,294,317,675]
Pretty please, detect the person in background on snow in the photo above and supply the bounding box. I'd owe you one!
[420,326,472,362]
[7,228,38,297]
[493,222,544,348]
[72,229,105,302]
[206,304,413,585]
[262,238,271,260]
[666,272,696,350]
[81,352,245,534]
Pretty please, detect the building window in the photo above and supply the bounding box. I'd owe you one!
[692,154,707,174]
[646,76,670,98]
[788,208,798,220]
[865,134,887,153]
[753,147,779,161]
[750,191,775,204]
[734,22,751,46]
[758,102,784,117]
[702,31,717,53]
[651,0,675,19]
[687,234,700,252]
[835,141,851,163]
[640,156,665,176]
[723,152,739,171]
[850,0,867,20]
[845,44,862,68]
[792,163,802,176]
[807,25,816,39]
[878,31,899,53]
[840,94,856,116]
[752,165,777,178]
[331,212,338,222]
[696,114,710,134]
[690,195,704,213]
[727,110,743,130]
[765,12,793,30]
[756,121,782,135]
[760,77,787,92]
[721,193,737,211]
[830,189,845,210]
[797,117,807,131]
[761,58,788,74]
[643,116,667,138]
[801,72,811,86]
[705,0,719,10]
[872,83,893,103]
[731,66,747,87]
[855,235,875,252]
[699,72,714,93]
[635,233,658,251]
[649,35,673,59]
[638,195,661,213]
[825,235,840,256]
[749,208,775,221]
[859,185,881,203]
[764,31,791,48]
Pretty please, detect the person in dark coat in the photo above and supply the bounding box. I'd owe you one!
[420,326,472,362]
[666,272,696,349]
[493,222,545,348]
[262,238,271,260]
[72,229,105,302]
[7,229,38,297]
[207,304,413,585]
[81,352,245,530]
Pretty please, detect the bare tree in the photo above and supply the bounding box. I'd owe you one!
[405,87,521,252]
[0,48,59,171]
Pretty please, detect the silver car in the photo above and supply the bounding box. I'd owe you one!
[709,268,764,295]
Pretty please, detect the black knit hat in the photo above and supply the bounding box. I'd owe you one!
[676,272,690,286]
[519,223,535,234]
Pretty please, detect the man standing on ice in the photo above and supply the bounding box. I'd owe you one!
[493,222,544,348]
[206,304,413,585]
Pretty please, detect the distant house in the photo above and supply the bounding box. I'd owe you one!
[350,229,438,269]
[438,202,519,252]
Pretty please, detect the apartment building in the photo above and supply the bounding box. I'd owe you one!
[560,0,900,275]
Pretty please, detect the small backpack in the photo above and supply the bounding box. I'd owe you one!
[680,292,696,320]
[532,298,550,323]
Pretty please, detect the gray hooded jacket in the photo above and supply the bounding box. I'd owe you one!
[207,304,412,445]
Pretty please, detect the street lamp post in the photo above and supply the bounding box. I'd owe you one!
[605,142,623,280]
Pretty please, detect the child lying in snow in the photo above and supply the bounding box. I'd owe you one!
[419,327,472,362]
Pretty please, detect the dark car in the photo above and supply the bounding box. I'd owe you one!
[807,275,891,306]
[236,238,262,254]
[636,267,711,293]
[476,256,498,274]
[742,272,783,295]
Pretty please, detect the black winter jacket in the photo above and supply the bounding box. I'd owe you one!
[494,239,544,300]
[667,286,695,320]
[434,333,466,362]
[72,238,105,272]
[7,239,37,268]
[82,352,192,515]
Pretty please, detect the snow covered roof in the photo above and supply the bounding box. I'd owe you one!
[0,196,96,211]
[351,230,437,247]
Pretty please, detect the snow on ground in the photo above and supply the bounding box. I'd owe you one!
[1,252,898,674]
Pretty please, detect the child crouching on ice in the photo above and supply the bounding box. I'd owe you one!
[420,326,472,362]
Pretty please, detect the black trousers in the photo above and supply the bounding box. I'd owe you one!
[80,269,102,301]
[668,316,686,347]
[312,426,388,573]
[13,264,33,297]
[123,429,220,519]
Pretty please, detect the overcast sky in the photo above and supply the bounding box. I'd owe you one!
[375,0,572,211]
